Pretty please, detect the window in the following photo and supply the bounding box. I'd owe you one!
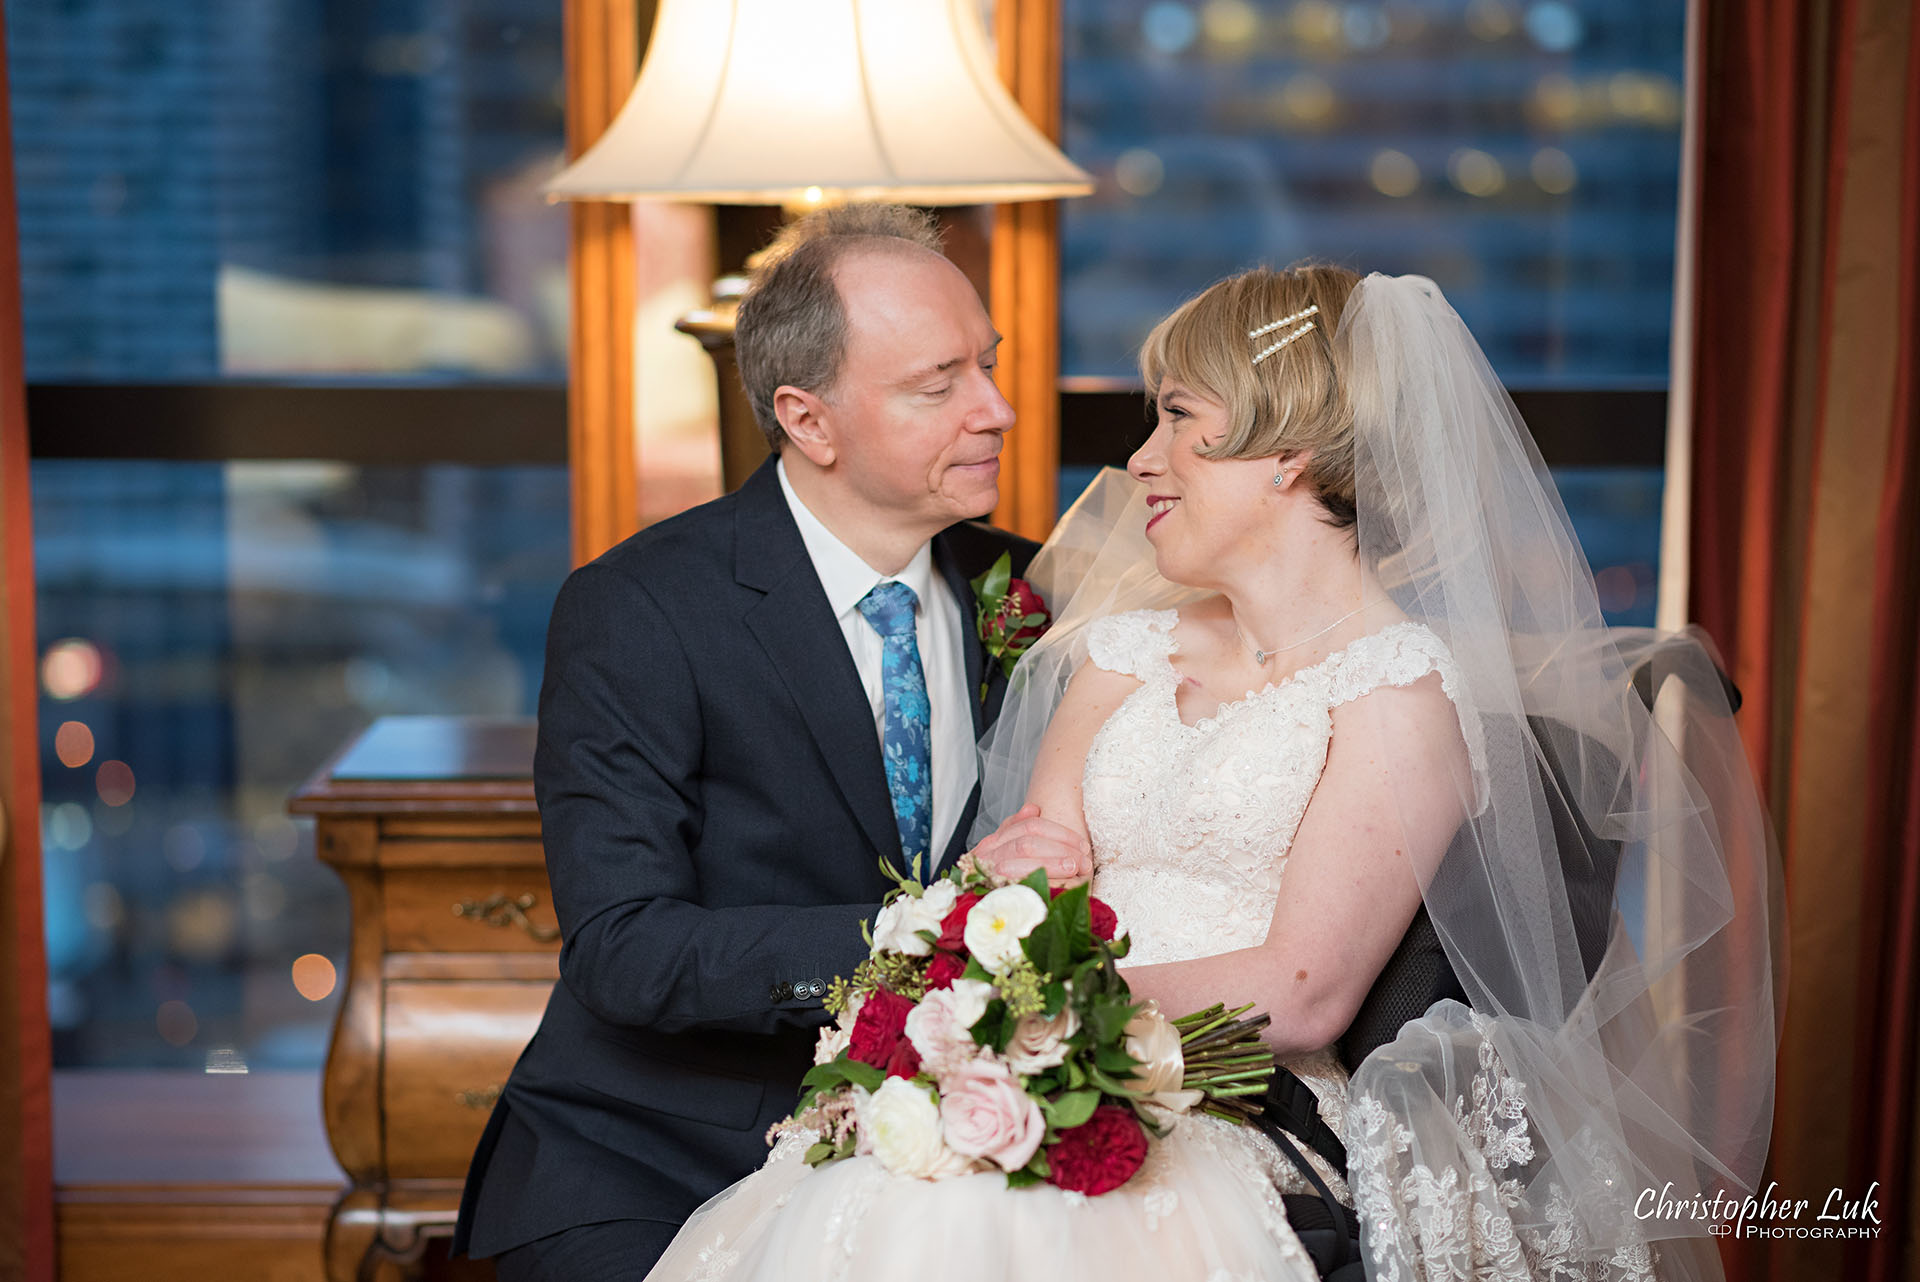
[12,0,572,1074]
[1057,0,1680,624]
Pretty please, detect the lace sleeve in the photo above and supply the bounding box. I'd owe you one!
[1326,624,1490,810]
[1084,609,1180,683]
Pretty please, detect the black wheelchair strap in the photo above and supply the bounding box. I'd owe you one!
[1264,1067,1349,1173]
[1261,1120,1355,1274]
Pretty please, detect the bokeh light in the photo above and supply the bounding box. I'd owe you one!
[1142,1,1198,54]
[1282,73,1336,126]
[1448,148,1507,197]
[254,814,300,863]
[46,801,92,851]
[1532,72,1581,126]
[167,890,238,960]
[163,823,207,873]
[1114,148,1166,197]
[1201,0,1259,48]
[95,759,136,807]
[156,999,198,1046]
[1531,147,1579,194]
[1525,1,1584,51]
[292,953,338,1002]
[244,873,289,922]
[41,639,103,701]
[1465,0,1516,40]
[83,881,125,932]
[54,720,95,768]
[1370,149,1422,197]
[1342,4,1392,51]
[1289,0,1343,49]
[1595,565,1640,613]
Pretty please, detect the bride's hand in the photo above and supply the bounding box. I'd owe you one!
[969,804,1093,888]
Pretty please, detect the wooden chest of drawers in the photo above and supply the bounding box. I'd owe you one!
[292,716,553,1282]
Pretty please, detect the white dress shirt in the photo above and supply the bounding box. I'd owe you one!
[777,460,977,859]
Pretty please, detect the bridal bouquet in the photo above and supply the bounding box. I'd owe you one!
[780,858,1276,1196]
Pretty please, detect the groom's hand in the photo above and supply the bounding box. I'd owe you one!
[970,804,1092,888]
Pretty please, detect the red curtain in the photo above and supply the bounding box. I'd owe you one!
[1690,0,1920,1277]
[0,13,55,1282]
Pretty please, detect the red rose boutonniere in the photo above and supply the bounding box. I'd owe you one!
[970,552,1050,699]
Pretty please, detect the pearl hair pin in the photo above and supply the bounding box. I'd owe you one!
[1248,303,1320,364]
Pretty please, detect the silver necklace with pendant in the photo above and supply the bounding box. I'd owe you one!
[1235,599,1375,666]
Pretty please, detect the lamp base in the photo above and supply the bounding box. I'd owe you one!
[675,296,769,493]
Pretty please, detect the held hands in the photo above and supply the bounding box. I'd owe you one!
[968,803,1092,888]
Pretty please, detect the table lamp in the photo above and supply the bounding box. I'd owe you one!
[545,0,1094,490]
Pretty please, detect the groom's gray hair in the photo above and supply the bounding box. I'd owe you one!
[735,204,946,450]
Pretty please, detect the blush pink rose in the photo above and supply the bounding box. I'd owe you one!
[938,1059,1047,1173]
[903,979,993,1077]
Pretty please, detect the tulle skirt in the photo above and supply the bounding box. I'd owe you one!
[644,1116,1323,1282]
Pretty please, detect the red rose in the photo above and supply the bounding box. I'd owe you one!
[925,952,967,990]
[996,578,1050,645]
[1046,888,1118,943]
[847,987,915,1070]
[884,1039,922,1079]
[937,892,980,951]
[1045,1104,1149,1195]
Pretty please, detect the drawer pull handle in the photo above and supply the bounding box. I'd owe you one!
[457,1085,503,1110]
[451,892,560,943]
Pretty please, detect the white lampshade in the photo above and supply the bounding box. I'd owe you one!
[546,0,1094,206]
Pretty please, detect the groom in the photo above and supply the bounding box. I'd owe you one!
[452,205,1074,1280]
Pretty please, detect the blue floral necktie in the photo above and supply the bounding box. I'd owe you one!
[857,581,933,881]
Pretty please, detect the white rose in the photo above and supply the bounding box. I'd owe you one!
[856,1077,976,1180]
[904,978,997,1077]
[962,884,1049,973]
[871,881,961,957]
[1003,1003,1078,1075]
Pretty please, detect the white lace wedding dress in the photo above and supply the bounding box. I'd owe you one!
[645,611,1478,1282]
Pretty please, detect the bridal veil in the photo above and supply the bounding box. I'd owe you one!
[976,273,1784,1280]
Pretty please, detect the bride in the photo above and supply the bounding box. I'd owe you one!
[643,267,1781,1280]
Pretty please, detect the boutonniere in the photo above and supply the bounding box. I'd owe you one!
[970,552,1051,699]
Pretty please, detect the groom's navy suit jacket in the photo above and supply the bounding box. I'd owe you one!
[453,457,1037,1259]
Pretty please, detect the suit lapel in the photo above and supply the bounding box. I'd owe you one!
[933,535,987,741]
[934,530,1014,873]
[736,461,901,869]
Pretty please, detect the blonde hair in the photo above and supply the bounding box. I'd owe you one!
[1139,262,1362,528]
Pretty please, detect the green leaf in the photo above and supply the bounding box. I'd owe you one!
[978,552,1012,603]
[1094,1044,1143,1075]
[1043,1088,1101,1131]
[1019,866,1051,899]
[973,998,1008,1047]
[1083,994,1138,1046]
[1086,1065,1133,1096]
[1064,1059,1087,1090]
[1018,612,1048,628]
[1049,882,1095,961]
[804,1142,837,1166]
[1005,1168,1045,1189]
[962,956,994,984]
[799,1060,851,1094]
[1042,980,1068,1018]
[1021,911,1069,979]
[838,1059,886,1092]
[1026,1148,1051,1178]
